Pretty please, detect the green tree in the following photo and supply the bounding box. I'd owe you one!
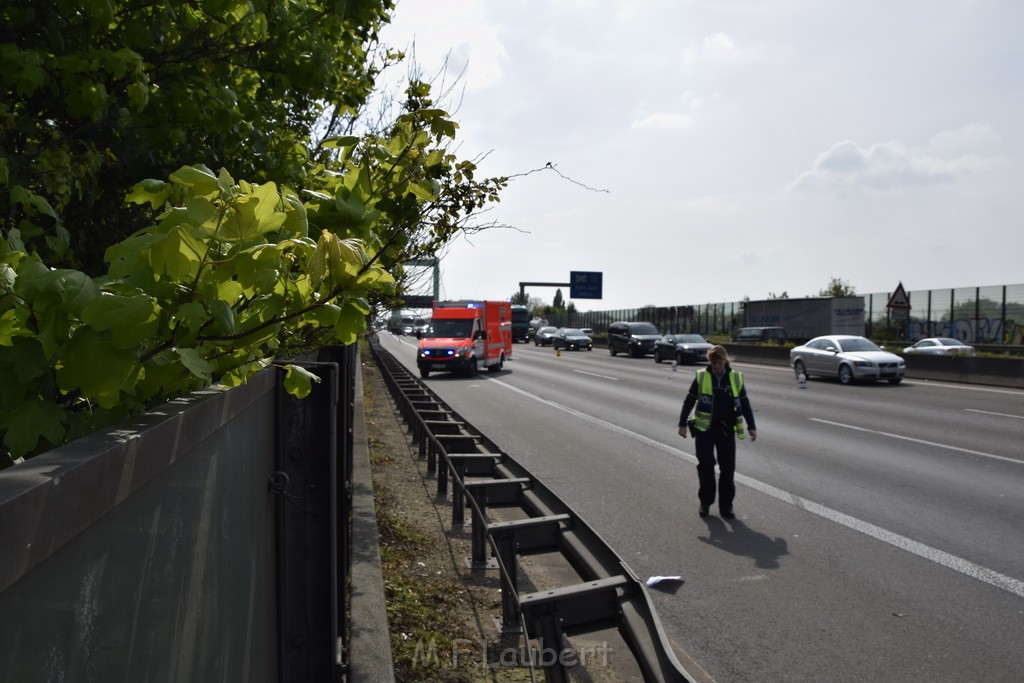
[553,288,564,310]
[818,277,856,297]
[0,2,512,467]
[1,0,395,273]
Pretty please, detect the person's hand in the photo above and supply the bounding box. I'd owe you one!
[678,426,688,439]
[749,429,757,442]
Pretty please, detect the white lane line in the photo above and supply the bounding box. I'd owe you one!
[491,378,1024,600]
[573,370,620,381]
[966,408,1024,420]
[810,418,1021,466]
[902,381,1024,396]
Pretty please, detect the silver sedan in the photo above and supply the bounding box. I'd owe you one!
[902,337,976,356]
[790,335,906,385]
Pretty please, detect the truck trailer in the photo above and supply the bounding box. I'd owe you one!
[743,296,865,341]
[416,300,513,378]
[510,304,531,342]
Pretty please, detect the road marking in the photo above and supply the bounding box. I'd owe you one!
[573,370,620,381]
[491,378,1024,600]
[810,418,1022,465]
[966,408,1024,420]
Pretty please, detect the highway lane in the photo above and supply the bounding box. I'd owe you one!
[375,333,1024,681]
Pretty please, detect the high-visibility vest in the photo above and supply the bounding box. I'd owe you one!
[691,369,746,439]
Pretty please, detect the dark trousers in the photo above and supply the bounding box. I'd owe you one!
[694,426,736,512]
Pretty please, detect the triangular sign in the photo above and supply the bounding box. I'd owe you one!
[887,282,911,309]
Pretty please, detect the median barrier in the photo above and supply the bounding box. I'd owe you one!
[723,344,1024,389]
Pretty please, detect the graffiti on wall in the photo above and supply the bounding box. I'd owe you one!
[909,317,1011,344]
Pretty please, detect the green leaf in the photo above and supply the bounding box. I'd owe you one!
[177,347,214,381]
[173,301,209,334]
[309,303,341,327]
[169,165,220,197]
[125,179,172,209]
[80,292,160,349]
[321,136,360,149]
[11,185,58,219]
[156,196,219,234]
[149,226,205,280]
[56,328,143,410]
[0,310,33,346]
[334,300,368,345]
[0,399,67,458]
[280,190,308,238]
[216,182,287,241]
[282,363,320,399]
[0,336,47,384]
[14,261,99,316]
[208,299,235,334]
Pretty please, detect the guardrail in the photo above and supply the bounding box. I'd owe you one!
[722,344,1024,389]
[369,337,696,682]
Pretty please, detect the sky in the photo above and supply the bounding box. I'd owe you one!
[378,0,1024,311]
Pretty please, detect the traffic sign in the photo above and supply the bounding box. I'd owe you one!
[887,282,911,310]
[570,271,603,299]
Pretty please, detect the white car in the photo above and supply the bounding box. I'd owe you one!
[902,337,976,356]
[790,335,905,385]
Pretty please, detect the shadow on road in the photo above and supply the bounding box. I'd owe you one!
[698,518,789,569]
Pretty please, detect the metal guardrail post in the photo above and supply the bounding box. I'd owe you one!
[451,470,465,526]
[468,485,492,568]
[494,532,520,631]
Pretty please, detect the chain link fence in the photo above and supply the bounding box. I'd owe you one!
[543,283,1024,345]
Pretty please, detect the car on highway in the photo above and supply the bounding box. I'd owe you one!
[790,335,906,385]
[653,334,714,364]
[607,321,662,357]
[533,326,558,346]
[902,337,976,356]
[731,326,787,343]
[553,328,593,351]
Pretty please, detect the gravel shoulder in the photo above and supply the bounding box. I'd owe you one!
[361,353,639,682]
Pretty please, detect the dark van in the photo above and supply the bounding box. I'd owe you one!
[731,326,787,343]
[608,321,662,357]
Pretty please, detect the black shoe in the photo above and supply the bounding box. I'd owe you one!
[721,509,736,520]
[698,505,710,517]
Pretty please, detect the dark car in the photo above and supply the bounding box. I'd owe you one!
[653,333,714,364]
[533,326,558,346]
[731,326,787,343]
[607,321,662,357]
[553,327,593,351]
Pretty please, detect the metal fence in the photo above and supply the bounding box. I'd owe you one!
[544,283,1024,345]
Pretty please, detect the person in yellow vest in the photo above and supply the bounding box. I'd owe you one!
[677,345,757,519]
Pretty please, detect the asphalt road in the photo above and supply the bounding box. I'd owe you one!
[377,333,1024,682]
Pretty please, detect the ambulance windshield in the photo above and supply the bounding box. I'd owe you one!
[427,319,473,339]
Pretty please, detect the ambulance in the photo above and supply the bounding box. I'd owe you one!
[416,300,512,378]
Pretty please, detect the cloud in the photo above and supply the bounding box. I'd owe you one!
[631,112,695,130]
[927,123,1000,157]
[683,33,738,65]
[787,129,1002,194]
[630,91,716,130]
[682,32,767,66]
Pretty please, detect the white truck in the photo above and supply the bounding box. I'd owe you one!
[742,296,865,341]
